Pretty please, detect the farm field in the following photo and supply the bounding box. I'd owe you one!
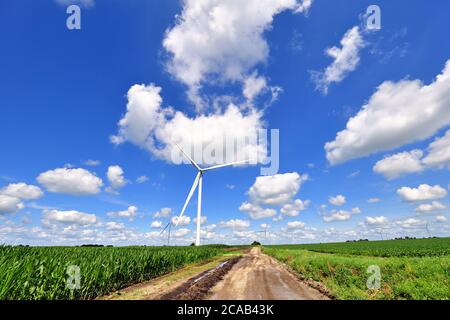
[0,245,225,300]
[264,238,450,300]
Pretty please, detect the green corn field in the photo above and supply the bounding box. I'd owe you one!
[265,237,450,257]
[0,245,224,300]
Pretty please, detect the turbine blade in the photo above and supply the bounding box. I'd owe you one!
[202,159,252,171]
[175,143,202,171]
[160,222,170,235]
[175,172,201,227]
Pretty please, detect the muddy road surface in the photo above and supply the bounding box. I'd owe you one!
[208,247,329,300]
[103,247,329,300]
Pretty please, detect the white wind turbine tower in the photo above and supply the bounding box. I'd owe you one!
[174,143,251,246]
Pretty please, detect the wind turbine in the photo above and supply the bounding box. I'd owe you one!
[256,225,269,239]
[174,143,251,246]
[160,221,173,246]
[425,223,432,238]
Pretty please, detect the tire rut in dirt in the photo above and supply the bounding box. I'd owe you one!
[157,256,241,300]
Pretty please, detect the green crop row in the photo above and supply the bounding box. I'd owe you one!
[266,238,450,257]
[0,245,223,300]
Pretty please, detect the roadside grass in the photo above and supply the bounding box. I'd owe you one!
[263,247,450,300]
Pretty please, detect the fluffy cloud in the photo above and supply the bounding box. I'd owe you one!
[312,26,365,94]
[323,208,360,222]
[422,129,450,168]
[365,216,388,226]
[367,198,381,203]
[286,221,306,229]
[193,216,207,224]
[436,215,447,223]
[243,72,268,102]
[219,219,250,229]
[373,150,424,180]
[105,221,125,231]
[151,221,162,228]
[328,194,346,206]
[397,184,447,202]
[107,206,138,220]
[37,168,103,195]
[0,183,43,200]
[0,195,24,214]
[43,209,97,225]
[325,60,450,164]
[111,84,266,165]
[241,172,309,220]
[171,215,191,226]
[84,160,100,166]
[239,202,277,220]
[374,130,450,179]
[173,228,191,238]
[280,199,310,217]
[248,172,308,205]
[136,176,149,184]
[154,207,172,218]
[415,201,447,213]
[395,218,426,228]
[106,165,127,191]
[163,0,312,107]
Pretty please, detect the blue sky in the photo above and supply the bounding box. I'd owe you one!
[1,0,450,245]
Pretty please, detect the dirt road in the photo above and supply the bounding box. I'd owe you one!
[208,247,329,300]
[103,247,329,300]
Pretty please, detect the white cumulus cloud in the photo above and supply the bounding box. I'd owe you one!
[154,207,172,218]
[325,60,450,165]
[0,183,43,200]
[43,209,97,225]
[373,150,424,180]
[172,215,191,226]
[0,195,24,215]
[365,216,388,226]
[151,221,163,228]
[280,199,310,217]
[219,219,250,229]
[312,26,365,94]
[37,168,103,195]
[239,202,277,220]
[247,172,308,205]
[106,165,127,192]
[111,84,266,166]
[328,194,346,206]
[397,184,447,202]
[415,201,447,213]
[323,208,360,223]
[107,206,138,220]
[286,221,306,229]
[163,0,312,108]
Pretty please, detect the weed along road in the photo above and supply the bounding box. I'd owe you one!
[208,247,329,300]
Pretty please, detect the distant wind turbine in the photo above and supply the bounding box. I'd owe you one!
[174,143,251,246]
[160,221,173,246]
[256,225,269,239]
[425,223,432,238]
